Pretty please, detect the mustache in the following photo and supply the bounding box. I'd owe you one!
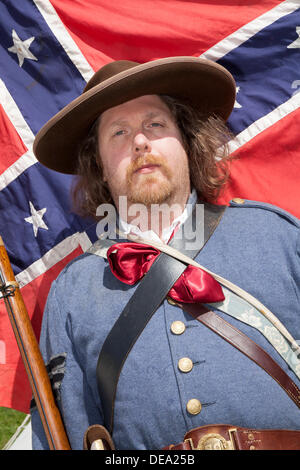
[126,154,171,181]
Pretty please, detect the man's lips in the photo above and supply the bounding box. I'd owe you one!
[134,164,161,174]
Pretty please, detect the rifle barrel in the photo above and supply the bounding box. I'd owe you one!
[0,236,71,450]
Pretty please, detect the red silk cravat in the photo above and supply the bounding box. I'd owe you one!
[107,242,225,304]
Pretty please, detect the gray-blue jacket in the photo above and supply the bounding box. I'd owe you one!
[31,199,300,450]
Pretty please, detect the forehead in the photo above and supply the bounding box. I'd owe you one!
[99,95,172,129]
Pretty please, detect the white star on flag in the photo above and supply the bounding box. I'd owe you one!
[234,86,242,108]
[24,201,48,237]
[8,29,38,67]
[287,26,300,49]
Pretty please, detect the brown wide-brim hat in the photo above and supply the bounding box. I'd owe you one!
[33,56,236,174]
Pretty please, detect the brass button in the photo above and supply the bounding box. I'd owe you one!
[232,197,245,204]
[248,433,254,441]
[186,399,202,415]
[178,357,193,373]
[171,321,186,335]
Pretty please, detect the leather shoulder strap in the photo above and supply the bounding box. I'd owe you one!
[96,202,227,433]
[182,303,300,410]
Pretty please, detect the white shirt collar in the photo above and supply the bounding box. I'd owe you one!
[118,188,197,244]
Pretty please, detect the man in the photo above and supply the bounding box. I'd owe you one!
[31,57,300,450]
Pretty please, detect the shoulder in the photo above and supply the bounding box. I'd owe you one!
[50,244,110,298]
[44,239,124,321]
[59,250,107,280]
[227,198,300,228]
[215,199,300,256]
[51,237,127,296]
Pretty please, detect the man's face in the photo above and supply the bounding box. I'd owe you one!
[97,95,191,210]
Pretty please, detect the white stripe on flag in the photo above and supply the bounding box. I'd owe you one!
[0,79,35,150]
[0,151,37,191]
[16,231,92,287]
[33,0,95,82]
[200,0,300,62]
[228,90,300,154]
[0,79,37,189]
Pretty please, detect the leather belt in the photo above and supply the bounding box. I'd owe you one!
[164,424,300,450]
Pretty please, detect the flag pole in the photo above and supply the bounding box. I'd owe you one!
[0,236,71,450]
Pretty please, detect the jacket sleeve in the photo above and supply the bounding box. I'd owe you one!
[31,278,103,450]
[296,230,300,309]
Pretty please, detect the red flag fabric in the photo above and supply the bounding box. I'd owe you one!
[0,0,299,412]
[0,245,85,411]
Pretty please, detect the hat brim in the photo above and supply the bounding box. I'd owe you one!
[33,56,236,174]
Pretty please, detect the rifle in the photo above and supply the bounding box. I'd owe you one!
[0,236,71,450]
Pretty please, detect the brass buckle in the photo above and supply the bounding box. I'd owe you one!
[185,428,237,450]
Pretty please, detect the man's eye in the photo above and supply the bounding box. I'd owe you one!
[114,129,125,137]
[150,122,163,128]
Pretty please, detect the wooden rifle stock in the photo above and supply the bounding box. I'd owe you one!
[0,237,71,450]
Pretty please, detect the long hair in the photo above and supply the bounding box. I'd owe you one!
[71,95,234,219]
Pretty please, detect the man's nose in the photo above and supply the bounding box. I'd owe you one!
[132,132,152,158]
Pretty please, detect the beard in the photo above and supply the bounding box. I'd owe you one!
[125,154,174,206]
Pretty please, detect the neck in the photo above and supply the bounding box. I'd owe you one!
[117,190,192,240]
